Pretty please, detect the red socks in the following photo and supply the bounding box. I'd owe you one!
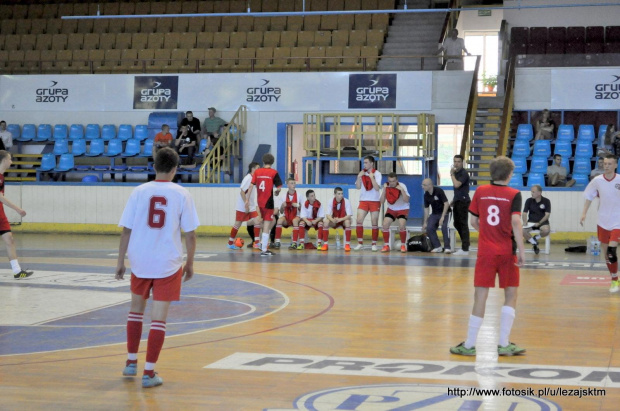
[345,228,352,243]
[275,225,282,242]
[126,312,143,356]
[254,225,261,243]
[323,228,330,242]
[146,321,166,366]
[382,229,390,243]
[400,229,407,244]
[372,226,379,244]
[292,227,299,242]
[356,225,364,243]
[298,223,306,243]
[228,225,239,245]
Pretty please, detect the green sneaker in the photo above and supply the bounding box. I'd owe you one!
[610,280,619,293]
[296,243,305,250]
[288,242,297,250]
[498,342,526,356]
[450,341,476,356]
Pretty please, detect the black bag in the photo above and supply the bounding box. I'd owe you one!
[565,245,587,253]
[407,234,432,252]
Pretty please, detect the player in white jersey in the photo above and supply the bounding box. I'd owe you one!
[297,189,325,250]
[227,162,261,249]
[580,154,620,292]
[380,173,411,253]
[116,147,200,388]
[321,186,353,251]
[354,155,382,251]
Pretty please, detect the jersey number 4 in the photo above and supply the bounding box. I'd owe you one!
[258,180,266,192]
[148,196,167,229]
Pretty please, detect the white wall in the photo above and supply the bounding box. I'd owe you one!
[457,8,504,33]
[503,0,620,28]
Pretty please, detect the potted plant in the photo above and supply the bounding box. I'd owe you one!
[481,72,497,92]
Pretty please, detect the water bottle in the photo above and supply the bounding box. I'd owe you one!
[335,233,341,249]
[593,240,601,256]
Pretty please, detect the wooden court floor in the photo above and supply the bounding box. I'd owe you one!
[1,233,619,410]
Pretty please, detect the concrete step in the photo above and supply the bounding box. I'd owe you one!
[470,144,498,148]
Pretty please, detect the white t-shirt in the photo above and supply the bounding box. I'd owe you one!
[119,181,200,278]
[443,37,466,62]
[300,201,325,220]
[583,173,620,231]
[359,170,382,202]
[236,173,257,212]
[325,198,353,217]
[385,182,410,211]
[0,130,13,150]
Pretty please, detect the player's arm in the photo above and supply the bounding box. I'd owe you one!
[355,170,364,189]
[400,185,410,203]
[371,172,381,191]
[470,214,479,231]
[273,173,283,196]
[379,184,387,203]
[0,193,26,216]
[580,199,592,226]
[440,201,449,224]
[115,227,132,280]
[183,231,196,282]
[422,207,429,231]
[537,212,550,226]
[512,214,526,267]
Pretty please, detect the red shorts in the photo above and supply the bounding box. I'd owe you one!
[385,208,409,219]
[279,217,298,227]
[0,213,11,233]
[259,207,274,222]
[597,226,620,244]
[131,267,183,302]
[358,201,380,213]
[474,254,520,288]
[235,210,258,222]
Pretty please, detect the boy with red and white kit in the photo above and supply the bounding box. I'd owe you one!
[228,162,262,250]
[297,189,325,250]
[274,178,301,250]
[354,155,382,251]
[321,187,353,251]
[380,173,410,253]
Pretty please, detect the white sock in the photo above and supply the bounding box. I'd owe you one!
[528,238,537,245]
[464,315,484,349]
[261,233,269,252]
[127,353,137,361]
[534,235,541,241]
[499,306,516,347]
[10,260,21,274]
[144,362,155,371]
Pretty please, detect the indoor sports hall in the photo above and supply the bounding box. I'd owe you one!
[1,0,620,410]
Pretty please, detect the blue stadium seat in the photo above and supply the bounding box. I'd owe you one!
[69,124,84,140]
[516,124,534,141]
[598,125,608,146]
[533,140,551,157]
[37,153,56,172]
[527,173,546,187]
[559,155,569,170]
[512,140,530,157]
[118,124,133,141]
[85,139,105,157]
[554,140,572,157]
[572,174,589,187]
[574,141,593,158]
[72,139,86,156]
[198,138,208,153]
[530,156,548,173]
[140,139,154,157]
[573,157,592,174]
[20,124,36,141]
[81,175,100,183]
[513,156,527,174]
[7,124,20,140]
[102,124,116,140]
[35,124,52,141]
[509,173,523,188]
[53,124,68,140]
[105,139,123,156]
[135,125,148,141]
[53,139,69,155]
[577,124,595,142]
[86,124,100,140]
[54,154,75,172]
[123,139,141,156]
[556,124,574,141]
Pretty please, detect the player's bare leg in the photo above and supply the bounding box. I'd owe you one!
[354,209,369,250]
[123,293,148,377]
[604,241,619,292]
[3,232,33,279]
[370,211,380,251]
[381,216,394,253]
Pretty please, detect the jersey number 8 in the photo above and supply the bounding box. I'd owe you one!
[487,205,500,226]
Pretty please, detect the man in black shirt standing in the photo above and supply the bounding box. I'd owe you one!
[522,184,551,254]
[422,178,452,253]
[451,155,470,255]
[180,111,201,142]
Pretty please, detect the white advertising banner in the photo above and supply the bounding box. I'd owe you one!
[550,68,620,110]
[0,71,433,112]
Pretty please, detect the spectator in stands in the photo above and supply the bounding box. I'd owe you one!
[547,154,575,187]
[203,107,228,151]
[174,125,197,168]
[534,109,555,140]
[522,184,551,255]
[180,111,201,141]
[0,121,12,151]
[438,29,471,70]
[422,178,452,253]
[591,157,605,180]
[451,155,471,255]
[598,124,620,157]
[152,124,173,159]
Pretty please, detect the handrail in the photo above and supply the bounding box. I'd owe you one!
[199,105,247,184]
[438,0,460,45]
[497,57,516,157]
[459,55,481,158]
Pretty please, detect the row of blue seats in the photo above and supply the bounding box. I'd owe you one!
[38,153,203,174]
[515,123,606,144]
[48,138,208,157]
[512,155,593,175]
[508,172,589,188]
[7,123,149,142]
[512,138,596,158]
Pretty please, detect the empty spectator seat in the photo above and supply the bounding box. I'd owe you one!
[52,139,69,155]
[36,124,52,141]
[572,174,589,187]
[7,124,21,140]
[123,139,141,157]
[513,156,528,174]
[512,140,531,157]
[554,140,572,157]
[85,139,104,156]
[509,173,524,188]
[38,153,56,172]
[71,139,86,156]
[69,124,84,140]
[54,153,74,172]
[574,141,593,158]
[527,173,546,187]
[556,124,575,141]
[577,124,595,142]
[533,140,551,157]
[530,156,548,173]
[86,124,100,140]
[101,124,116,140]
[20,124,36,141]
[573,157,592,174]
[105,139,123,156]
[118,124,133,141]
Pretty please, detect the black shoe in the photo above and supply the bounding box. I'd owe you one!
[247,241,255,248]
[14,269,34,279]
[274,242,281,249]
[533,244,540,255]
[261,250,275,256]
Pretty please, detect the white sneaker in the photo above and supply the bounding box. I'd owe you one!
[353,243,364,251]
[371,245,378,252]
[444,248,452,254]
[453,249,470,256]
[431,247,443,253]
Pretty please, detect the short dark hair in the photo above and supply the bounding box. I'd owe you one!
[490,156,514,182]
[161,124,169,129]
[453,155,464,161]
[532,184,543,192]
[0,120,6,125]
[553,154,562,160]
[334,187,343,194]
[363,155,375,165]
[154,147,179,174]
[262,153,275,165]
[604,153,618,162]
[305,189,315,198]
[0,150,10,164]
[247,161,260,174]
[186,111,193,115]
[286,177,296,183]
[388,172,398,179]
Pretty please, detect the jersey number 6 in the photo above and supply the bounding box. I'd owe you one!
[148,196,167,229]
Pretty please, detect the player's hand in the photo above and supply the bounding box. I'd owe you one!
[17,209,26,217]
[516,250,525,267]
[183,264,194,282]
[292,203,299,208]
[115,263,126,280]
[580,214,586,226]
[422,223,427,232]
[358,170,365,177]
[439,218,444,226]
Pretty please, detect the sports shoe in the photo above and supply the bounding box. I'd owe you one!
[142,373,163,388]
[431,247,443,253]
[400,245,406,253]
[247,241,255,248]
[452,249,469,256]
[296,243,305,250]
[371,245,378,252]
[261,250,275,256]
[381,245,390,253]
[289,242,297,250]
[227,244,241,250]
[14,270,33,279]
[610,280,619,293]
[122,362,137,376]
[253,242,261,249]
[450,342,476,356]
[533,244,540,255]
[444,248,452,254]
[498,342,526,356]
[320,244,328,251]
[344,244,351,252]
[528,237,538,246]
[353,244,363,251]
[274,242,281,249]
